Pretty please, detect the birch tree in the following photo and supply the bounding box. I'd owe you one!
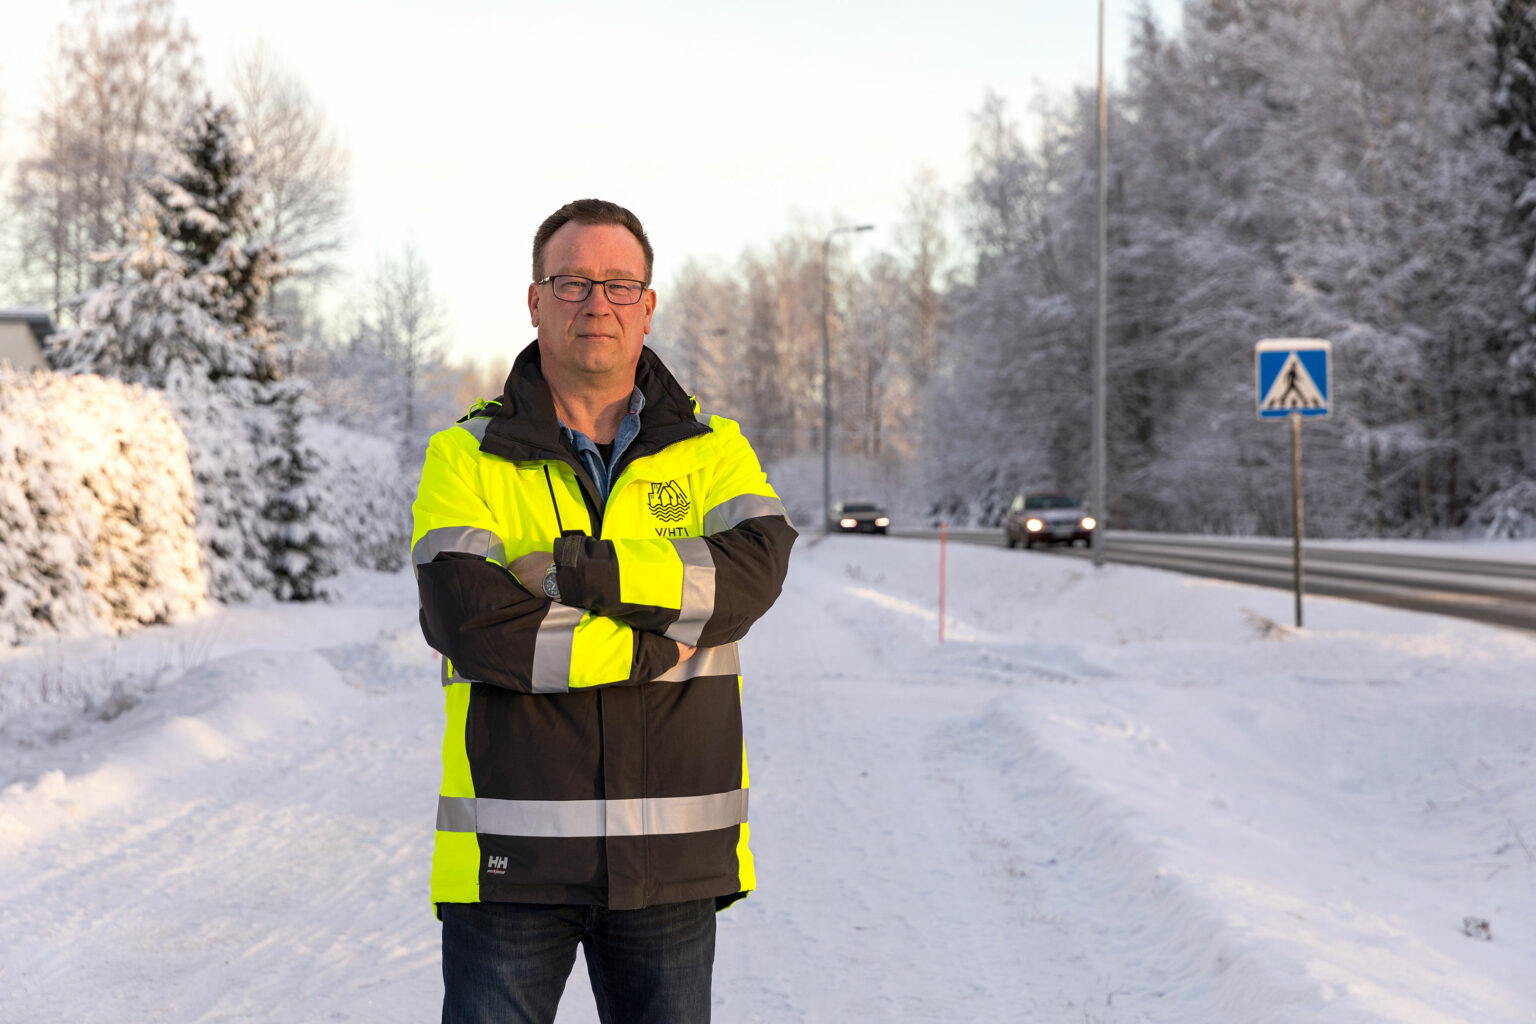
[8,0,200,318]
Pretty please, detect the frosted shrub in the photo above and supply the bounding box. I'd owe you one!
[1470,481,1536,539]
[304,418,412,573]
[260,385,340,601]
[153,369,277,602]
[0,370,206,645]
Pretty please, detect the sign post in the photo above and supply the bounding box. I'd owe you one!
[938,520,947,644]
[1255,338,1332,628]
[1290,413,1303,628]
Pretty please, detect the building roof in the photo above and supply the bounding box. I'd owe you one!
[0,308,57,346]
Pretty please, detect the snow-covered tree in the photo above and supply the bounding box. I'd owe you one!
[228,42,349,361]
[150,97,287,370]
[46,197,275,599]
[46,196,258,383]
[260,385,336,601]
[1269,0,1524,534]
[7,0,200,319]
[46,97,285,386]
[45,98,341,601]
[925,90,1097,524]
[303,241,457,453]
[301,419,413,574]
[650,258,745,413]
[1490,0,1536,442]
[230,41,348,284]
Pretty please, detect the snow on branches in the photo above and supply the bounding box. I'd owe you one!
[0,370,205,646]
[44,97,338,604]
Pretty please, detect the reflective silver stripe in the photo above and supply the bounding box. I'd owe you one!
[457,416,491,441]
[483,797,605,837]
[413,526,506,567]
[530,604,584,693]
[441,656,474,687]
[607,789,748,836]
[437,795,477,832]
[436,789,748,838]
[653,642,740,683]
[667,538,716,646]
[703,493,789,535]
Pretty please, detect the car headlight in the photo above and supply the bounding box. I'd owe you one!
[1080,516,1097,530]
[875,517,890,527]
[839,518,856,528]
[1025,518,1044,532]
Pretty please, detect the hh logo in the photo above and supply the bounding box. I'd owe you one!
[487,855,508,875]
[647,481,691,523]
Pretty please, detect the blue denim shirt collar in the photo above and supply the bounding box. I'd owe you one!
[558,386,646,504]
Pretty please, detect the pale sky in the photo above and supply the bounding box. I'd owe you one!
[1,0,1183,367]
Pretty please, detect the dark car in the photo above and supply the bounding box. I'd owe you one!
[829,500,891,534]
[1004,492,1096,548]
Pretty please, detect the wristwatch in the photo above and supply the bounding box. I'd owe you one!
[542,562,561,602]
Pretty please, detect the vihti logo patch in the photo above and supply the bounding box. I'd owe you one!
[647,481,691,523]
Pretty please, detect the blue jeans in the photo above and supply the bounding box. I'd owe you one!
[440,899,716,1024]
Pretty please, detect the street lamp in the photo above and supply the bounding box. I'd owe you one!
[822,223,874,530]
[1092,0,1108,568]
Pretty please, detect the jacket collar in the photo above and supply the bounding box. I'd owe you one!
[479,341,709,466]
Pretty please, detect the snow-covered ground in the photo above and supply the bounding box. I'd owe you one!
[1,535,1533,1023]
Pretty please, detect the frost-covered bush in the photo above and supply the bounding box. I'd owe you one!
[261,386,340,600]
[166,370,278,601]
[1469,480,1536,539]
[0,369,205,645]
[304,418,413,573]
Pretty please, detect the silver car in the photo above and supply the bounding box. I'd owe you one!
[1005,492,1096,548]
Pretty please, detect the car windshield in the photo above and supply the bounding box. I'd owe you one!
[840,503,880,513]
[1024,495,1079,510]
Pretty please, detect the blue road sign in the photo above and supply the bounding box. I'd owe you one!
[1256,338,1331,419]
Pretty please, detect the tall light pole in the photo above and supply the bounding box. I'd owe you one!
[1092,0,1108,568]
[822,223,874,529]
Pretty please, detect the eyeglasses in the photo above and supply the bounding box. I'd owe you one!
[536,275,648,305]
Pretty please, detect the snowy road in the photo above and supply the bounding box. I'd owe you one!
[2,537,1534,1022]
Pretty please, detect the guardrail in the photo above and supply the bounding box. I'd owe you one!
[886,527,1536,632]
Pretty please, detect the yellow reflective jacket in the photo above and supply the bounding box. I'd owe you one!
[411,343,796,913]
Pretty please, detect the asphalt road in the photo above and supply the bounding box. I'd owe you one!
[885,527,1536,633]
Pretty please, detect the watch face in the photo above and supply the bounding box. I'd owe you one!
[543,564,561,601]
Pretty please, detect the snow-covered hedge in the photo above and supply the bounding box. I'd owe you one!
[304,418,412,574]
[0,369,205,645]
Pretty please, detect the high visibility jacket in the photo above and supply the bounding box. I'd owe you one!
[411,343,796,913]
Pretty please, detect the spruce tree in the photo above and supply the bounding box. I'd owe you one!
[1491,0,1536,416]
[151,97,288,378]
[260,385,335,601]
[46,98,337,600]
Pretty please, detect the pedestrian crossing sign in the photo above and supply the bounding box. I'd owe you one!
[1256,338,1331,419]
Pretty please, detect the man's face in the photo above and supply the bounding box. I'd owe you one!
[529,221,655,389]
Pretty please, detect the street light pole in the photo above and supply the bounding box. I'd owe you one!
[822,223,873,530]
[1092,0,1108,568]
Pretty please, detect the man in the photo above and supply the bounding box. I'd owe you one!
[411,198,796,1024]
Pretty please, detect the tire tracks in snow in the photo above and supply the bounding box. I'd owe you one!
[0,629,445,1023]
[760,543,1340,1022]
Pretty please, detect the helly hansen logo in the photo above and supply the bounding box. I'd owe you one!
[647,481,691,523]
[487,855,508,875]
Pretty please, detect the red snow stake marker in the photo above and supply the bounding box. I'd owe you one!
[939,521,947,644]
